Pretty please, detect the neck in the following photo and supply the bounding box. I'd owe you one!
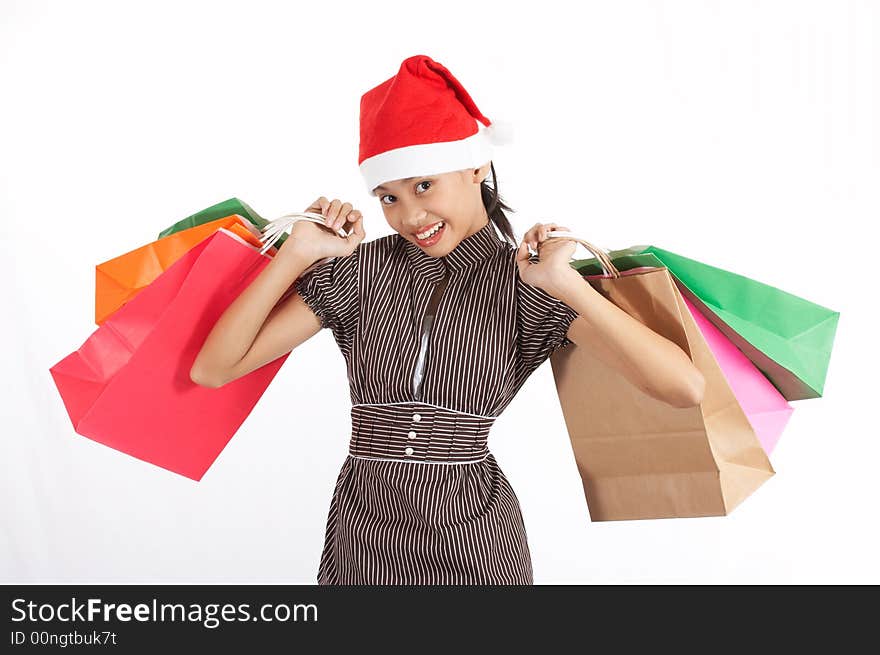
[463,209,491,240]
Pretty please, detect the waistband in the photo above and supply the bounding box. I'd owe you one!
[349,402,495,464]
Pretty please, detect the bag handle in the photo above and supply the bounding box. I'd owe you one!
[544,230,621,278]
[258,211,351,275]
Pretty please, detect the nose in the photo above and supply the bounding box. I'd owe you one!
[398,198,429,231]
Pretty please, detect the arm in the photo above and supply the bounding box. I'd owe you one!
[191,196,366,388]
[551,267,706,408]
[517,221,705,409]
[189,249,322,389]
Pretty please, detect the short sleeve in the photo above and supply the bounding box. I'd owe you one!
[293,248,360,347]
[515,265,579,375]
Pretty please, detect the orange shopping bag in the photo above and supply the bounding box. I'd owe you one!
[94,214,267,325]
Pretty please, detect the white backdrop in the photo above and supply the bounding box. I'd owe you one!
[2,0,875,584]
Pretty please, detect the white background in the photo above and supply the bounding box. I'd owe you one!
[2,0,876,584]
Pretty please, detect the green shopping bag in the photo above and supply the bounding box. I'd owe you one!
[157,197,288,248]
[571,246,839,401]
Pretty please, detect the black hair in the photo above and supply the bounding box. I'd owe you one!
[480,161,516,247]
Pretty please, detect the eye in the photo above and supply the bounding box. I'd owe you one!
[416,180,432,193]
[380,194,396,205]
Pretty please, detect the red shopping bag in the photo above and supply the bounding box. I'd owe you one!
[50,228,290,481]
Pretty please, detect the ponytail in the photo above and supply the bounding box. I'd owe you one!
[479,161,517,247]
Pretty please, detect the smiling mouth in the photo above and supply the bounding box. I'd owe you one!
[414,221,443,237]
[414,221,445,245]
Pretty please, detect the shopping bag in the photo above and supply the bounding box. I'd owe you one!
[157,197,290,250]
[548,235,775,521]
[158,197,263,236]
[52,228,288,481]
[95,214,265,325]
[570,245,840,400]
[683,293,793,455]
[53,212,350,480]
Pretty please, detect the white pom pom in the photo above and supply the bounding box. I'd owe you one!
[486,119,514,146]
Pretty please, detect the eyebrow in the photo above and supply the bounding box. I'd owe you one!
[374,176,421,192]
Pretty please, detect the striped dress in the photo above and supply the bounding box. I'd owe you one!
[294,219,579,585]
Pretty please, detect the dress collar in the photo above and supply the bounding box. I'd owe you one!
[402,219,507,276]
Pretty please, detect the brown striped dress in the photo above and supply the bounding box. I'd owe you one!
[294,219,579,585]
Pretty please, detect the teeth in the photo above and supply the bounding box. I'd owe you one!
[417,222,443,240]
[417,223,442,239]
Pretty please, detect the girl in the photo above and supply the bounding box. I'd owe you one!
[191,54,705,585]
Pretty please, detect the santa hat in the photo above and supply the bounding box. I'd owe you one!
[358,54,513,196]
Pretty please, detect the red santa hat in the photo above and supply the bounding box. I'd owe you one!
[358,54,513,196]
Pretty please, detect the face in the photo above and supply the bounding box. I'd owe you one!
[373,163,492,257]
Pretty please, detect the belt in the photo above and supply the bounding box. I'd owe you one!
[349,402,495,464]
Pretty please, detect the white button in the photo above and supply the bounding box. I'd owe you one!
[404,447,414,456]
[412,413,421,422]
[407,430,417,439]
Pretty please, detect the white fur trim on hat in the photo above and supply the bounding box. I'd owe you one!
[361,120,497,196]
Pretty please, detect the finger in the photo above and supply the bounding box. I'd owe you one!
[313,196,329,215]
[534,222,557,244]
[336,209,356,235]
[325,199,343,223]
[306,197,330,217]
[529,229,541,250]
[539,223,561,243]
[353,213,365,235]
[323,198,338,223]
[341,209,361,234]
[533,225,545,247]
[515,240,531,271]
[539,224,553,241]
[525,224,541,250]
[350,214,366,244]
[333,202,353,231]
[545,223,570,237]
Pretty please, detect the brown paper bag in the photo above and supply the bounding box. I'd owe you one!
[547,235,775,521]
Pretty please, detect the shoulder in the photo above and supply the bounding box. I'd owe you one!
[354,232,401,263]
[498,241,522,273]
[313,233,397,273]
[497,240,542,265]
[312,233,402,287]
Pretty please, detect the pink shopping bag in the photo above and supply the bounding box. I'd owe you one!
[50,228,290,481]
[682,294,794,454]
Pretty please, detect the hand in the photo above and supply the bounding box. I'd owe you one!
[275,196,366,266]
[515,222,577,293]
